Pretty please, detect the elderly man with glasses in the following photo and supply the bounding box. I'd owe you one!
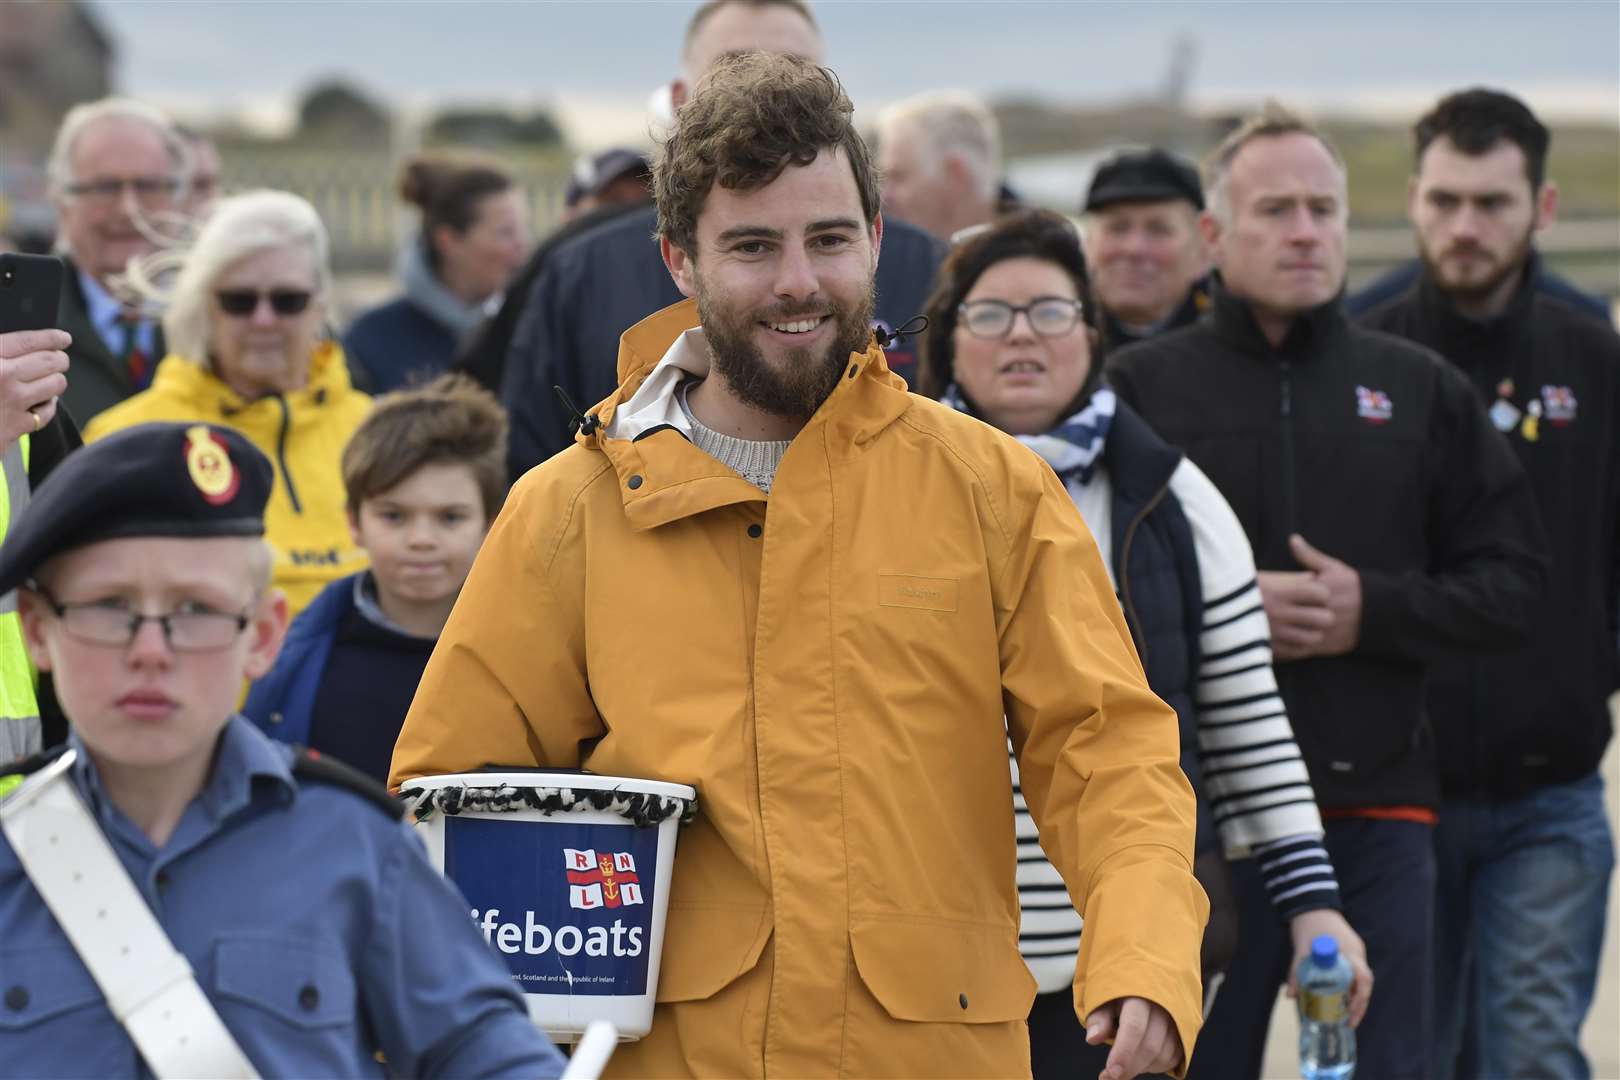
[47,98,189,425]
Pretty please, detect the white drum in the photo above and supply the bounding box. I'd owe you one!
[401,772,696,1042]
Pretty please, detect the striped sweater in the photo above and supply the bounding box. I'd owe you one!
[1013,457,1340,992]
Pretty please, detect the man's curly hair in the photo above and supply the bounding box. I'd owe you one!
[654,51,880,256]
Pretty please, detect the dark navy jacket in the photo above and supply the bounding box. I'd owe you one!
[1101,402,1208,854]
[243,572,359,747]
[343,298,458,394]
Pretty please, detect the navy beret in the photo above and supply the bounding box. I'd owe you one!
[0,422,273,596]
[1084,148,1205,212]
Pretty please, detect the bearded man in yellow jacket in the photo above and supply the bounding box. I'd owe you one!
[393,53,1207,1080]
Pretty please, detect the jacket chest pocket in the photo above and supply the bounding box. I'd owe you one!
[0,946,131,1074]
[211,934,357,1031]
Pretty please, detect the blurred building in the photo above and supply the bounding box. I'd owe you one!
[0,0,113,245]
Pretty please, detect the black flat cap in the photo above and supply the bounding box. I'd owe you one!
[0,422,273,595]
[1084,148,1205,212]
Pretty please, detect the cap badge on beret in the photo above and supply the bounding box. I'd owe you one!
[185,425,241,506]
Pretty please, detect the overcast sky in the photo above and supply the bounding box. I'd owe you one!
[92,1,1620,148]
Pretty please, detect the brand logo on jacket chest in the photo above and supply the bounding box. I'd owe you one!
[1354,385,1393,424]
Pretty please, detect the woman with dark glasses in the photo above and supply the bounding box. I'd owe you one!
[84,190,372,618]
[918,210,1367,1078]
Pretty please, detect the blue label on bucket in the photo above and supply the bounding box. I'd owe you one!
[445,817,659,996]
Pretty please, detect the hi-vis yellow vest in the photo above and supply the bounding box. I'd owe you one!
[1,434,39,764]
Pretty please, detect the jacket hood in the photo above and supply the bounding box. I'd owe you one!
[574,299,914,531]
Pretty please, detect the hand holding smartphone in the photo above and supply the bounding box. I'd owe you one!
[1,253,72,443]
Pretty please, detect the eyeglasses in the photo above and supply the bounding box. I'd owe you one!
[63,176,181,205]
[31,584,255,652]
[957,297,1084,339]
[215,289,314,317]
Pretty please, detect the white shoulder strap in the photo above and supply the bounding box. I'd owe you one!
[0,751,260,1079]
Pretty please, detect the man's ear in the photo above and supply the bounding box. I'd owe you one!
[1197,210,1222,263]
[1406,174,1421,224]
[870,212,884,273]
[1535,179,1559,232]
[17,590,54,673]
[662,235,697,298]
[241,589,290,682]
[668,78,689,113]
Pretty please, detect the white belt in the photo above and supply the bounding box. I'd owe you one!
[0,751,260,1079]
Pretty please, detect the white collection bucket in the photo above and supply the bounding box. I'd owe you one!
[401,771,696,1042]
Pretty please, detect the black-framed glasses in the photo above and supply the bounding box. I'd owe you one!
[30,584,255,652]
[215,289,314,318]
[63,176,181,204]
[957,297,1084,339]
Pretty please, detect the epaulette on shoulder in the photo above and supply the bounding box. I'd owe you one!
[0,744,71,803]
[292,748,405,821]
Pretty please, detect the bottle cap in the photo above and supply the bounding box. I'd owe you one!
[1310,934,1339,967]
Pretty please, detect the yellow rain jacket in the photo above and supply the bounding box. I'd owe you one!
[392,300,1207,1078]
[84,343,371,616]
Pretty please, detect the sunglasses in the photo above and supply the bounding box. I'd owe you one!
[215,289,314,317]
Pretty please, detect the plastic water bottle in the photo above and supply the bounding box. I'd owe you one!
[1297,934,1355,1080]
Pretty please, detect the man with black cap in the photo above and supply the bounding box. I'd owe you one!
[561,148,652,224]
[0,422,563,1078]
[1081,148,1212,356]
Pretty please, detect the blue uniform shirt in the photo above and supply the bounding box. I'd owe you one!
[0,716,565,1078]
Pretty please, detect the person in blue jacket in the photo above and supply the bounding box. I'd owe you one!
[246,374,507,783]
[0,421,561,1078]
[345,154,532,393]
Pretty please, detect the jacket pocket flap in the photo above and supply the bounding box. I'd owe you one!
[654,905,771,1003]
[850,914,1035,1023]
[213,935,356,1028]
[0,947,103,1029]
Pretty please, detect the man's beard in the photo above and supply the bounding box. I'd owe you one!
[695,274,876,423]
[1420,221,1535,305]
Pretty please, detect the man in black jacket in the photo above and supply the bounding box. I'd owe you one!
[1106,105,1547,1080]
[1080,148,1212,358]
[47,98,186,424]
[498,0,944,480]
[1361,88,1617,1080]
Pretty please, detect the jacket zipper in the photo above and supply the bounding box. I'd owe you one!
[272,394,303,513]
[1117,482,1173,667]
[1277,358,1296,539]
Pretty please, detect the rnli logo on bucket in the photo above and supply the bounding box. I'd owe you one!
[445,818,661,996]
[566,849,644,909]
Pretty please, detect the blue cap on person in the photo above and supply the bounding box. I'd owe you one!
[0,422,274,596]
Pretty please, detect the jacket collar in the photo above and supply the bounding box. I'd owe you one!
[1410,251,1540,362]
[1101,274,1211,353]
[580,298,912,530]
[1209,276,1348,361]
[151,340,355,416]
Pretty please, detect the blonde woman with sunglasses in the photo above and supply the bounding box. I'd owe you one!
[85,191,372,618]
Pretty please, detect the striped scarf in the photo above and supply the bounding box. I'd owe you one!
[941,384,1116,485]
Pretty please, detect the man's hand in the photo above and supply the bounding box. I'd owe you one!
[1287,908,1373,1027]
[1,329,71,446]
[1287,534,1362,655]
[1084,997,1183,1080]
[1256,570,1333,661]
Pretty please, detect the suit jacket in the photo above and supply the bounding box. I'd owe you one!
[54,255,164,425]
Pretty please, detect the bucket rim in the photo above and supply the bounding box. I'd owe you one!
[402,771,696,802]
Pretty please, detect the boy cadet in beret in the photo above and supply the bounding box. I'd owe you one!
[0,423,564,1078]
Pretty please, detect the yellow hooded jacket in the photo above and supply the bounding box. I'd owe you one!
[391,300,1207,1078]
[84,343,371,616]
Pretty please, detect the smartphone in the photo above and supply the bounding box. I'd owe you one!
[0,252,65,334]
